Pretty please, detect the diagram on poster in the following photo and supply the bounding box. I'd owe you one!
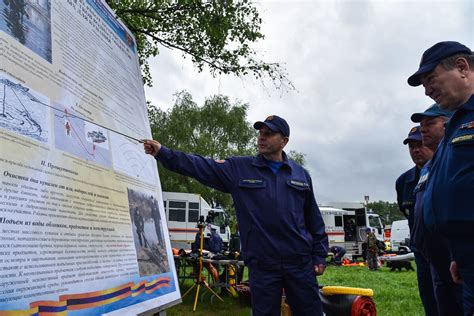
[0,73,50,142]
[53,102,112,168]
[110,132,157,185]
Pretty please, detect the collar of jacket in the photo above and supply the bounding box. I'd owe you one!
[407,166,420,184]
[252,151,293,170]
[460,94,474,111]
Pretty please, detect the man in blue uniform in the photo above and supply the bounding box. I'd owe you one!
[209,228,223,254]
[409,105,462,316]
[329,245,346,265]
[396,125,436,315]
[408,41,474,315]
[143,115,328,316]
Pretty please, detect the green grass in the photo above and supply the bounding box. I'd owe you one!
[166,264,423,315]
[318,265,424,315]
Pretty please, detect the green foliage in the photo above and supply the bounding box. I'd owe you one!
[148,91,256,215]
[106,0,292,89]
[367,201,405,226]
[287,150,306,166]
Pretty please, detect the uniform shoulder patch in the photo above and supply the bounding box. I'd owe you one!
[290,180,309,187]
[460,121,474,129]
[451,134,474,144]
[241,179,263,184]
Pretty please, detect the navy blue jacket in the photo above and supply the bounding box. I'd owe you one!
[209,231,223,253]
[424,95,474,237]
[411,162,431,255]
[395,166,420,230]
[155,146,329,265]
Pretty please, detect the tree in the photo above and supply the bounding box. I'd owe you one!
[367,201,405,226]
[106,0,291,89]
[148,91,305,220]
[148,91,255,214]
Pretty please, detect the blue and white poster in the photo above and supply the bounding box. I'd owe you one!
[0,1,180,315]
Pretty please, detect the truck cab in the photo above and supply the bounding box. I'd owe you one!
[321,202,385,259]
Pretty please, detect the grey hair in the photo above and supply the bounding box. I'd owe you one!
[440,53,474,70]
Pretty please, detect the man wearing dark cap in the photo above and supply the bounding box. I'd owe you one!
[143,115,328,316]
[409,104,462,316]
[408,40,474,314]
[396,126,436,315]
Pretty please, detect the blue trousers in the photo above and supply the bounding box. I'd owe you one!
[248,257,323,316]
[447,238,474,316]
[414,251,439,316]
[424,235,463,316]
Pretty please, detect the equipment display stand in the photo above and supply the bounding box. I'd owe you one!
[181,220,224,311]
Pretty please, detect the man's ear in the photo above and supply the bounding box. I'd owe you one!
[455,56,470,75]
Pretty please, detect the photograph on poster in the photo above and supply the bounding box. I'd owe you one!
[0,73,50,142]
[127,188,170,277]
[110,132,157,185]
[53,102,112,168]
[0,0,52,62]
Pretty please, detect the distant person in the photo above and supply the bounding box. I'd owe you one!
[329,246,346,265]
[229,224,241,253]
[209,228,223,254]
[150,196,163,242]
[192,231,209,253]
[409,104,462,315]
[366,228,378,271]
[408,41,474,314]
[395,125,437,315]
[134,208,148,248]
[143,115,328,315]
[344,219,356,241]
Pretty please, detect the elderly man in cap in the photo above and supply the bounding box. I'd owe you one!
[396,126,436,315]
[143,115,328,316]
[408,41,474,315]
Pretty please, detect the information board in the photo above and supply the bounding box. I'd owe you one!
[0,0,180,314]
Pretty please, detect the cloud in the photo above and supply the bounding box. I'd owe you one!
[144,0,473,203]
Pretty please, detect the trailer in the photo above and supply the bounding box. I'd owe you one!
[162,191,231,250]
[321,202,385,259]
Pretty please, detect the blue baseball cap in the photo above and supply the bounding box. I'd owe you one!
[403,126,422,145]
[407,41,472,86]
[410,104,454,123]
[253,115,290,137]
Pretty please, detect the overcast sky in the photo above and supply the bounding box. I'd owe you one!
[144,0,473,203]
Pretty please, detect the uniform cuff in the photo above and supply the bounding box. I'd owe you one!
[155,145,171,159]
[312,255,326,266]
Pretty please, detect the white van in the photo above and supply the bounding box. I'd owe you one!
[162,191,231,250]
[390,219,410,252]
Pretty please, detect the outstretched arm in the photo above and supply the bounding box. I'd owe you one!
[142,139,235,193]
